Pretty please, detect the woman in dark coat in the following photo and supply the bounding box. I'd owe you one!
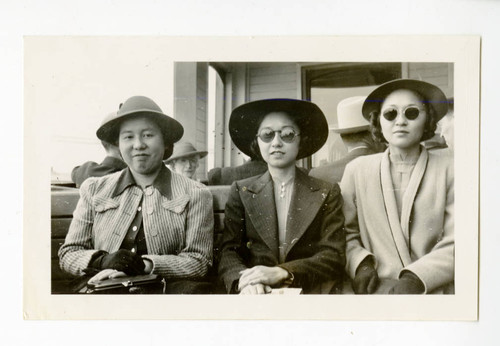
[218,99,345,294]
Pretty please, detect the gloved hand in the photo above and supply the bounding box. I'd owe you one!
[389,271,425,294]
[352,258,379,294]
[96,249,146,275]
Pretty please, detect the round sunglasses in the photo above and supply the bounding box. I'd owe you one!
[256,127,300,143]
[382,106,425,121]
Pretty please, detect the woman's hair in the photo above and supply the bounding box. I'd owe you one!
[369,94,438,143]
[249,137,264,161]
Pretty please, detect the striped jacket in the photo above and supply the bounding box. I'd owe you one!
[58,168,214,279]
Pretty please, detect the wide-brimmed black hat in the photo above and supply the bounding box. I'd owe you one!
[362,79,449,122]
[229,98,328,160]
[97,96,184,159]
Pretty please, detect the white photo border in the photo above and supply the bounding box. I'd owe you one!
[23,36,480,320]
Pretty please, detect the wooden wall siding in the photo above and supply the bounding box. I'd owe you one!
[196,63,208,180]
[248,63,298,101]
[408,62,454,98]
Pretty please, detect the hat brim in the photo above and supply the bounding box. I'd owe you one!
[229,99,329,160]
[362,79,449,122]
[331,124,370,134]
[164,150,208,163]
[97,110,184,145]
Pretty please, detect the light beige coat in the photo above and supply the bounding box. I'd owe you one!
[340,148,454,293]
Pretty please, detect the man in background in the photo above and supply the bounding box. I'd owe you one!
[309,96,383,184]
[71,111,127,188]
[164,141,207,180]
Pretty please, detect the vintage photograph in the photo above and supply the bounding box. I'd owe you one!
[23,36,479,320]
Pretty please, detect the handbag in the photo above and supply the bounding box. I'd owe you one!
[85,274,164,294]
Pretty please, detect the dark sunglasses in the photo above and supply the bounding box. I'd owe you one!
[382,106,424,121]
[256,127,300,143]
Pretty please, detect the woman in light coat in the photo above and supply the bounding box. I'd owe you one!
[341,79,454,294]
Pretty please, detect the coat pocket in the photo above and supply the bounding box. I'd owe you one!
[93,196,120,213]
[92,197,123,244]
[161,195,190,214]
[153,195,190,252]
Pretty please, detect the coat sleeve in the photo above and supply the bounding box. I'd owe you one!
[218,182,250,293]
[143,186,214,279]
[278,183,346,288]
[58,178,102,276]
[403,167,455,293]
[340,163,376,279]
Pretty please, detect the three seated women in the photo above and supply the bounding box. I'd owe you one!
[59,78,454,295]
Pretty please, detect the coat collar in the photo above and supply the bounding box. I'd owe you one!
[111,165,172,198]
[380,146,428,266]
[240,168,328,261]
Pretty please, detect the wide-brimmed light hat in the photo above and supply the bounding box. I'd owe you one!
[362,79,449,122]
[229,98,328,160]
[96,96,184,159]
[332,96,370,134]
[164,142,208,163]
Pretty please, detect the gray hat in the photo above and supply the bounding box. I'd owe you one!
[96,96,184,156]
[164,142,208,163]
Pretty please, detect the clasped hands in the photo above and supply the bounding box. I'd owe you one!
[238,265,290,295]
[90,249,153,283]
[353,258,424,294]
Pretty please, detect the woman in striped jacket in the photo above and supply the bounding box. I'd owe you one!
[59,96,214,293]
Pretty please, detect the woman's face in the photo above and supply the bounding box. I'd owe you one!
[257,112,300,169]
[380,89,427,151]
[119,116,165,177]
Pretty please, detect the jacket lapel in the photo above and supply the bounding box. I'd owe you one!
[380,150,412,266]
[400,147,428,243]
[284,169,328,258]
[240,172,279,258]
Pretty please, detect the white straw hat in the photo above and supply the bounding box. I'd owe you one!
[331,96,370,134]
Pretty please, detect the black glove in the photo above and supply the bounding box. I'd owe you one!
[389,271,425,294]
[93,249,146,275]
[352,258,379,294]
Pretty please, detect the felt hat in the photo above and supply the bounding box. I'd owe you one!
[332,96,370,134]
[229,98,328,160]
[164,142,208,163]
[96,96,184,151]
[362,79,449,122]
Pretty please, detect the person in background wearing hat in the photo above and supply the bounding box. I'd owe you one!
[218,99,345,294]
[309,96,384,184]
[71,111,127,188]
[59,96,214,294]
[341,79,454,294]
[164,141,207,180]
